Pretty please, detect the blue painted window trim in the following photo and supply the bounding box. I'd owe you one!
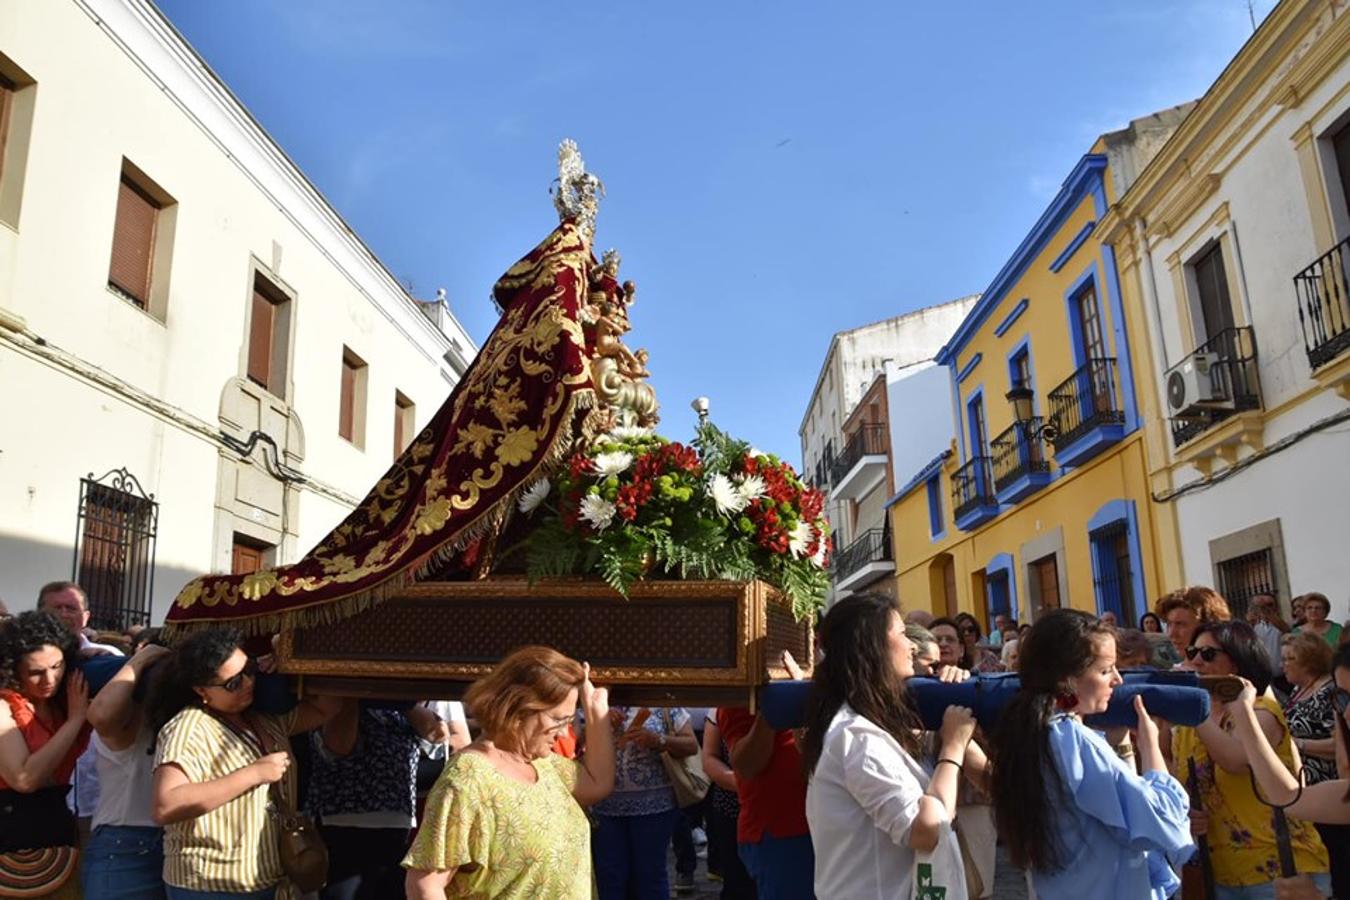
[966,387,987,458]
[926,475,944,540]
[1086,499,1147,623]
[985,552,1018,623]
[1063,263,1103,369]
[1049,220,1097,273]
[993,298,1030,338]
[956,352,983,385]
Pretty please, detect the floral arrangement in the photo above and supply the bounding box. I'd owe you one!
[517,421,831,619]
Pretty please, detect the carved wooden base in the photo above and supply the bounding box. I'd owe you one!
[275,578,813,706]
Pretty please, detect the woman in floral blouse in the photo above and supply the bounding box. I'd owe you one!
[1171,621,1330,898]
[403,646,614,900]
[591,705,699,900]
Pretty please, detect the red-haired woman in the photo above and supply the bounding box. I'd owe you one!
[403,646,615,899]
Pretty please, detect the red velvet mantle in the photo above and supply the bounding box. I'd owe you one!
[166,222,600,635]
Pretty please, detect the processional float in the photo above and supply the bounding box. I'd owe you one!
[164,142,824,706]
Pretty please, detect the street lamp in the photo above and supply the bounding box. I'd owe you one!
[1004,385,1059,445]
[691,396,711,423]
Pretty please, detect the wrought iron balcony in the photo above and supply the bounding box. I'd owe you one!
[1293,235,1350,371]
[990,419,1051,502]
[1169,326,1261,447]
[829,424,889,487]
[831,528,894,586]
[1047,357,1126,466]
[951,455,998,530]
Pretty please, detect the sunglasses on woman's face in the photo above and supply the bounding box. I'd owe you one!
[207,658,258,693]
[960,626,978,635]
[1184,646,1223,663]
[1334,688,1350,717]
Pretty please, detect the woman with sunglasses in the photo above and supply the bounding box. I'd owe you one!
[1171,621,1330,898]
[147,628,341,900]
[953,613,1003,673]
[404,645,615,899]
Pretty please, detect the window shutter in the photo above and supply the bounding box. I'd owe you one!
[393,400,405,459]
[232,540,264,575]
[109,178,157,306]
[247,290,275,389]
[0,78,12,182]
[339,358,355,441]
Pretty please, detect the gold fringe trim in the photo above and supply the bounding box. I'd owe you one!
[162,389,597,642]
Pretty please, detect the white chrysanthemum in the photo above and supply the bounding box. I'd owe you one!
[747,446,767,459]
[578,494,617,531]
[517,479,551,515]
[709,474,748,515]
[591,451,634,478]
[788,521,813,558]
[736,474,767,503]
[606,425,653,442]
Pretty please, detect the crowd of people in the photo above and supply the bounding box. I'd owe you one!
[2,579,1349,899]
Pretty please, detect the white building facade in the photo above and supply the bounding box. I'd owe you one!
[0,0,475,626]
[1105,0,1350,620]
[798,296,976,600]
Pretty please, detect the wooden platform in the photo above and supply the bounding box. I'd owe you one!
[276,578,813,706]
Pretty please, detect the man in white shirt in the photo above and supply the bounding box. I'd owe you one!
[1247,594,1288,690]
[37,581,125,829]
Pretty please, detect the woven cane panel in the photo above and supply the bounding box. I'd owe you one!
[292,597,739,668]
[765,602,813,670]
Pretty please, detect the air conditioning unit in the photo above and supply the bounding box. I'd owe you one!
[1166,352,1225,418]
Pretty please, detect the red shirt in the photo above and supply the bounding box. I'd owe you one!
[716,707,809,843]
[0,691,90,789]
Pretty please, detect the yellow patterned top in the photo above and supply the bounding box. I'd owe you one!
[403,750,590,899]
[1172,695,1329,887]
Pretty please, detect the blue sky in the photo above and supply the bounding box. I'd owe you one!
[156,0,1276,468]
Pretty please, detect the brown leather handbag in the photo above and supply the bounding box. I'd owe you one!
[248,715,329,894]
[269,780,329,894]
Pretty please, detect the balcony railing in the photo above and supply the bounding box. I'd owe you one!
[1293,235,1350,371]
[951,455,996,524]
[1169,326,1261,447]
[991,419,1050,494]
[831,528,893,583]
[830,424,889,485]
[1048,357,1124,452]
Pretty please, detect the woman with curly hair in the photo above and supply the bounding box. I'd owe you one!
[991,609,1192,900]
[147,627,340,899]
[0,610,90,898]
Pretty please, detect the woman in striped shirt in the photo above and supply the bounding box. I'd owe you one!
[147,628,340,900]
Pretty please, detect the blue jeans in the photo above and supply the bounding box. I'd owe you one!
[81,825,166,899]
[165,887,277,900]
[592,809,679,900]
[1214,872,1331,900]
[739,833,815,900]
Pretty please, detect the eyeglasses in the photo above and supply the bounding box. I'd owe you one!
[959,626,979,635]
[206,658,258,692]
[1184,646,1224,663]
[542,713,575,736]
[934,634,961,645]
[1333,688,1350,717]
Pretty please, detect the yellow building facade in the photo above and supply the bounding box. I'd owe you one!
[888,120,1188,627]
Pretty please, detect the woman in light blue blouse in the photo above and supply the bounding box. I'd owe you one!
[991,609,1194,900]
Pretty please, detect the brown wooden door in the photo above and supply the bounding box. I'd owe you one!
[1032,555,1060,611]
[232,540,265,575]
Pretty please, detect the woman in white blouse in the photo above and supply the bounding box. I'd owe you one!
[801,593,984,899]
